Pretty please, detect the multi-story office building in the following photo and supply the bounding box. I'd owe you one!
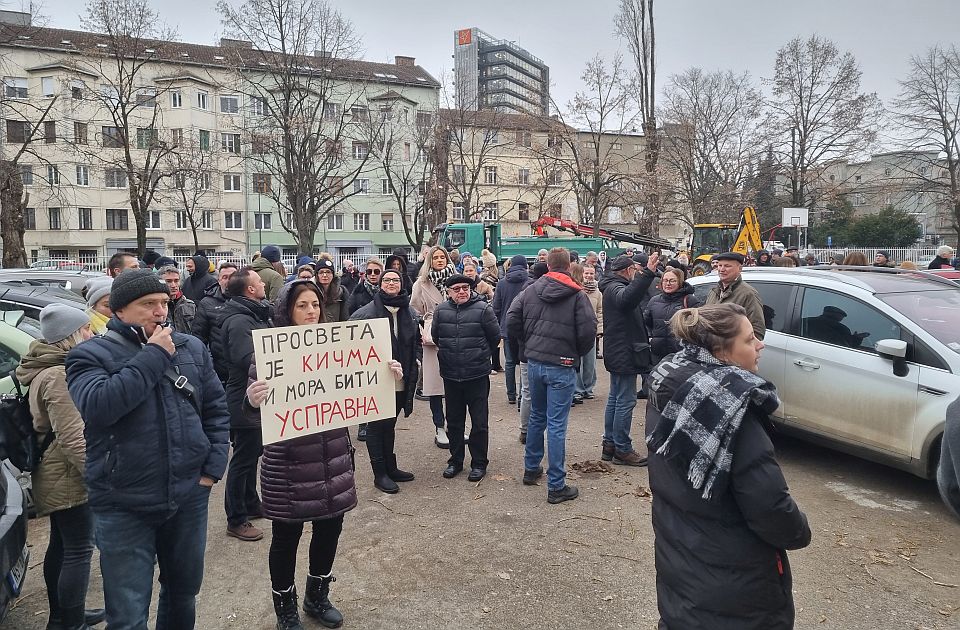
[453,28,549,116]
[0,12,439,266]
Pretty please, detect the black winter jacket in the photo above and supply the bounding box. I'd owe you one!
[220,296,272,429]
[431,293,501,382]
[192,284,229,381]
[181,255,217,303]
[65,318,230,511]
[491,263,532,339]
[645,359,811,630]
[600,269,656,374]
[643,284,701,361]
[505,272,597,367]
[347,281,377,315]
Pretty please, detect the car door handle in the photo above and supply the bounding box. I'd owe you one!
[793,359,820,369]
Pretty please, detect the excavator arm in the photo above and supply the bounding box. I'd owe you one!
[531,217,670,249]
[731,206,763,257]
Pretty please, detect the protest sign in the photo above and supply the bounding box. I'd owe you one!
[252,318,395,445]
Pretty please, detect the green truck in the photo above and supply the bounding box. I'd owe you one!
[431,221,670,263]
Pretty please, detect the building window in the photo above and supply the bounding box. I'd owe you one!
[105,168,127,188]
[403,143,411,161]
[353,178,369,194]
[171,128,183,146]
[5,120,29,144]
[452,164,465,184]
[381,178,394,195]
[47,207,60,230]
[24,207,35,230]
[516,131,532,147]
[351,142,369,160]
[145,210,161,230]
[354,213,370,231]
[251,96,268,116]
[175,210,188,229]
[254,212,272,230]
[485,129,499,143]
[199,172,212,190]
[102,126,123,148]
[78,207,92,230]
[853,193,866,207]
[611,142,622,150]
[102,85,122,107]
[47,165,60,185]
[452,202,465,221]
[170,90,182,108]
[484,166,497,184]
[884,168,892,176]
[197,90,208,110]
[19,165,32,185]
[74,122,88,145]
[71,82,83,100]
[223,173,242,192]
[78,249,98,265]
[199,129,210,151]
[322,102,341,122]
[518,203,530,221]
[106,208,128,230]
[76,165,89,186]
[221,133,241,154]
[327,213,343,231]
[136,89,156,107]
[136,127,158,149]
[220,95,239,114]
[44,121,56,143]
[4,77,27,99]
[381,213,394,231]
[200,210,212,230]
[549,204,562,219]
[855,175,862,183]
[325,176,343,196]
[418,180,427,196]
[483,202,498,222]
[518,168,529,185]
[548,170,563,186]
[416,111,432,128]
[350,105,369,122]
[224,211,243,230]
[607,206,622,223]
[253,173,271,193]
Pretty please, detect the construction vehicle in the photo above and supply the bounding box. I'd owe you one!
[431,219,668,264]
[689,206,763,276]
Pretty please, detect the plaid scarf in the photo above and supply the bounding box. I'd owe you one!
[428,264,455,293]
[646,342,780,500]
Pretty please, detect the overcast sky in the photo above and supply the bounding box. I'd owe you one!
[22,0,960,109]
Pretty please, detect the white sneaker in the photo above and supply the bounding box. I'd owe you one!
[435,427,449,448]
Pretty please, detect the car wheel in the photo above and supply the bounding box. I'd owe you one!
[691,261,712,277]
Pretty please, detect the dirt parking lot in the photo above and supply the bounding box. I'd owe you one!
[7,369,960,629]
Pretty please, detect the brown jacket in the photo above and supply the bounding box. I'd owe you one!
[706,276,766,340]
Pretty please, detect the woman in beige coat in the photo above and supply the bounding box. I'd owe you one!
[16,303,103,629]
[411,245,455,447]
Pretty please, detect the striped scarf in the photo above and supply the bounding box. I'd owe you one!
[428,264,455,293]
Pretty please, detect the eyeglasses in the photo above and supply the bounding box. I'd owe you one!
[449,285,471,293]
[381,277,402,284]
[366,268,382,276]
[661,278,679,285]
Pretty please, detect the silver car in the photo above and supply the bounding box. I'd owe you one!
[688,267,960,479]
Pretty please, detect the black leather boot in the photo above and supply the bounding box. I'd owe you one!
[47,607,105,629]
[366,421,398,493]
[387,455,415,482]
[272,587,304,630]
[303,574,344,628]
[57,606,90,630]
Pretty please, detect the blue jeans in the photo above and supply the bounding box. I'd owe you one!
[604,373,638,452]
[429,395,445,428]
[519,362,530,431]
[525,360,576,491]
[503,340,518,400]
[94,483,212,630]
[576,342,597,396]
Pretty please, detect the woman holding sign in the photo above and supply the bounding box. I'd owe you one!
[245,279,370,630]
[350,268,422,494]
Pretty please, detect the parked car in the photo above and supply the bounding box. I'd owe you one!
[929,269,960,285]
[688,266,960,479]
[0,457,29,622]
[28,259,89,271]
[0,269,103,297]
[0,285,86,322]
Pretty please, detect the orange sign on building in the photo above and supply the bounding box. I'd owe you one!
[457,29,472,46]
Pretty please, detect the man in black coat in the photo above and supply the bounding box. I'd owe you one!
[432,274,501,482]
[599,253,659,466]
[181,254,218,303]
[506,248,597,504]
[192,263,238,384]
[219,267,272,542]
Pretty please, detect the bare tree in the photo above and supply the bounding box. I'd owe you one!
[892,45,960,243]
[76,0,180,257]
[165,133,220,251]
[660,68,764,226]
[217,0,376,254]
[764,35,882,212]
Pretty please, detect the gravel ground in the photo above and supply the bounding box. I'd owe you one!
[6,369,960,629]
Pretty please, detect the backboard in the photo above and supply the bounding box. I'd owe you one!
[782,207,809,228]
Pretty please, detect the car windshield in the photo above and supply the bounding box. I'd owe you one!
[879,290,960,353]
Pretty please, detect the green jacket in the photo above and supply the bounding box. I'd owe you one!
[706,276,766,340]
[251,256,285,302]
[15,341,87,516]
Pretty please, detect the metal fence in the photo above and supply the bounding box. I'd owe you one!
[801,247,940,264]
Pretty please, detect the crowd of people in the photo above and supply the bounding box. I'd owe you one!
[22,237,960,630]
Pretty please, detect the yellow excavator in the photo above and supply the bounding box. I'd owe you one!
[689,206,763,276]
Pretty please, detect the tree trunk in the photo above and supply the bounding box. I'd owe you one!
[296,219,315,256]
[0,161,27,268]
[192,226,200,252]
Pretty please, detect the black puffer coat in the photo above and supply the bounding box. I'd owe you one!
[645,360,811,630]
[221,296,272,429]
[491,256,532,339]
[599,269,656,374]
[643,284,701,361]
[192,284,229,380]
[431,293,500,382]
[505,271,596,367]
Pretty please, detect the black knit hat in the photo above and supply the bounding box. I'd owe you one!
[109,268,171,311]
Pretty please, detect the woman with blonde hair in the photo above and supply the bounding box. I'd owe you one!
[645,303,810,629]
[412,245,455,447]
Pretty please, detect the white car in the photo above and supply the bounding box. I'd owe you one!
[688,267,960,478]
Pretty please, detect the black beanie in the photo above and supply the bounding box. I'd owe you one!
[109,268,171,311]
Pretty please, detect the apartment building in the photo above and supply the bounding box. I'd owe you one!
[0,13,439,265]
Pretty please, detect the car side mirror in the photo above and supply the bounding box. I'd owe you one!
[876,339,909,377]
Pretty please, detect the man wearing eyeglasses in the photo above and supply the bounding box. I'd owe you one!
[347,257,384,315]
[432,274,501,482]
